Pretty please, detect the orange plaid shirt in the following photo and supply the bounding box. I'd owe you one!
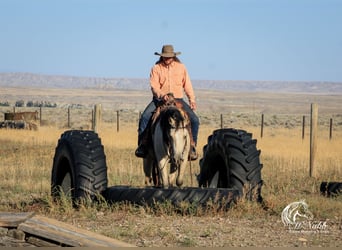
[150,61,195,103]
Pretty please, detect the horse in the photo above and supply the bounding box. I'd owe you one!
[143,104,191,188]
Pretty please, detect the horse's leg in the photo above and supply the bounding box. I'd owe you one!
[153,122,170,187]
[169,165,177,187]
[176,136,191,187]
[143,152,153,185]
[158,156,169,188]
[176,160,187,187]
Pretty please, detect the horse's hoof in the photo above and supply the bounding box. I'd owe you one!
[176,180,183,187]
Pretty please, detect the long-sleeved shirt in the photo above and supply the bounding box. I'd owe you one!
[150,61,195,103]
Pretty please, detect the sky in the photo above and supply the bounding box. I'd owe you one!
[1,0,342,82]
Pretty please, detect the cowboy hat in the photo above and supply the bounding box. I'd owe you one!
[154,45,181,57]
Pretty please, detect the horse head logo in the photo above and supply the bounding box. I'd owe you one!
[281,200,314,226]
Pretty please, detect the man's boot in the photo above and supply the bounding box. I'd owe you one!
[189,143,198,161]
[135,130,149,158]
[186,123,198,161]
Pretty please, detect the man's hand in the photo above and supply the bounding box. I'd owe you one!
[190,101,197,110]
[162,94,170,102]
[162,93,174,102]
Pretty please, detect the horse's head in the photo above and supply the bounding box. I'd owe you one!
[153,105,191,188]
[160,106,188,131]
[160,106,190,159]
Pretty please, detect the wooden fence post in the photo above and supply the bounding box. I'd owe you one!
[39,106,42,126]
[68,107,71,128]
[93,104,101,133]
[261,113,264,138]
[329,118,333,140]
[309,103,318,177]
[91,109,94,130]
[220,114,223,129]
[117,110,120,132]
[302,115,305,140]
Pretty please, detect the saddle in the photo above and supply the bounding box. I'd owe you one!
[152,93,185,124]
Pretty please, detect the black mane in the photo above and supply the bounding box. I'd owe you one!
[159,106,185,143]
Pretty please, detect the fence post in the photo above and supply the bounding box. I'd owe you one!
[91,109,94,130]
[309,103,318,177]
[329,118,333,140]
[220,114,223,129]
[302,115,305,140]
[39,106,43,126]
[68,107,71,128]
[93,104,101,133]
[117,110,120,132]
[261,113,264,138]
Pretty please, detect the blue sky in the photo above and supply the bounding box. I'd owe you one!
[1,0,341,82]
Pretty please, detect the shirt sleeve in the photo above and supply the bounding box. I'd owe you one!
[183,66,196,103]
[149,65,162,99]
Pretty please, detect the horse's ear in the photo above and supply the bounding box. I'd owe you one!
[169,116,177,128]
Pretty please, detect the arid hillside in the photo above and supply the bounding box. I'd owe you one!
[1,72,342,94]
[1,72,341,131]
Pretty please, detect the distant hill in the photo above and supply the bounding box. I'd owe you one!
[0,72,341,94]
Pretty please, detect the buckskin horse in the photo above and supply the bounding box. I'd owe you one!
[143,97,191,188]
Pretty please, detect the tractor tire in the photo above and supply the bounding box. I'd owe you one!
[51,130,108,203]
[103,186,239,208]
[198,128,263,202]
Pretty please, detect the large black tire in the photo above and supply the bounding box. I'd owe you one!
[198,128,263,202]
[51,130,108,203]
[320,182,342,197]
[103,186,239,208]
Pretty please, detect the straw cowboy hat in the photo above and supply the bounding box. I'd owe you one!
[154,45,181,57]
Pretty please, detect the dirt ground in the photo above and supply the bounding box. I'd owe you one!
[63,210,341,247]
[0,205,341,247]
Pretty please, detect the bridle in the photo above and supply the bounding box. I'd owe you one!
[168,118,189,171]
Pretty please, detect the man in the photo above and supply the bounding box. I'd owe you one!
[135,44,199,160]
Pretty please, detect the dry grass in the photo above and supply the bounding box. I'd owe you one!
[0,120,340,210]
[0,121,341,246]
[0,89,342,246]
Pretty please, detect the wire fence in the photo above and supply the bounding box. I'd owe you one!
[1,105,341,139]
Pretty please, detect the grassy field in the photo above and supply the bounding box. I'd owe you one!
[0,119,342,246]
[1,120,341,202]
[0,86,341,246]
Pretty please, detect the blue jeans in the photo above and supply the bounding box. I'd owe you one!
[138,98,200,145]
